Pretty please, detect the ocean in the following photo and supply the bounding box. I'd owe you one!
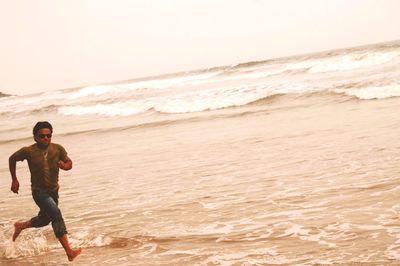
[1,40,400,265]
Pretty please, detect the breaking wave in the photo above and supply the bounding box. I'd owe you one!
[0,41,399,118]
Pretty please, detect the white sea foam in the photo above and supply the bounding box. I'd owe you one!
[279,223,337,248]
[0,226,48,259]
[197,247,303,266]
[287,51,400,74]
[68,85,121,99]
[192,66,289,84]
[57,82,320,117]
[70,227,113,248]
[335,84,400,100]
[311,52,400,73]
[58,101,154,116]
[68,72,222,100]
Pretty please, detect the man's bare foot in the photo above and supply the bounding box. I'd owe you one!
[13,221,25,241]
[67,247,82,261]
[59,234,82,261]
[13,220,32,241]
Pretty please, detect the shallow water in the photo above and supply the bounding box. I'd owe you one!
[1,93,400,265]
[1,41,400,265]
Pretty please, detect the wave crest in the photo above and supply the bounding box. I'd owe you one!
[334,84,400,100]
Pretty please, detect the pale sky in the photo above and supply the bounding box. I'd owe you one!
[1,0,399,95]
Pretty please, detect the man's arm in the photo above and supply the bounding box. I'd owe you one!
[58,154,73,171]
[9,154,20,194]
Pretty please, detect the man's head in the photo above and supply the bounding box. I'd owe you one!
[33,121,53,147]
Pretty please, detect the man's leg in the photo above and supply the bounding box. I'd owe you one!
[59,233,82,261]
[13,206,51,241]
[33,191,81,261]
[48,200,82,262]
[13,220,32,241]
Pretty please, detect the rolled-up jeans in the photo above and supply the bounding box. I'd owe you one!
[30,190,68,238]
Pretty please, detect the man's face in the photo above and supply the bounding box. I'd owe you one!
[34,128,52,147]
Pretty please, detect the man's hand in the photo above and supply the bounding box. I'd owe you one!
[58,158,72,170]
[58,160,66,170]
[11,179,19,194]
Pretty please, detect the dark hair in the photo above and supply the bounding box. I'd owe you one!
[33,121,53,135]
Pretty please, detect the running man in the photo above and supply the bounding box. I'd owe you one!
[9,121,82,261]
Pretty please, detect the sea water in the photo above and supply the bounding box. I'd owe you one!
[1,40,400,265]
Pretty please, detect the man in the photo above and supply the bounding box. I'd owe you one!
[9,121,82,262]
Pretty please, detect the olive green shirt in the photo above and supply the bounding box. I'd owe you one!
[12,143,67,192]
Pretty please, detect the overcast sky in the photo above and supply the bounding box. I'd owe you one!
[1,0,399,95]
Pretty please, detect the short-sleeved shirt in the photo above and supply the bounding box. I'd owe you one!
[12,143,67,192]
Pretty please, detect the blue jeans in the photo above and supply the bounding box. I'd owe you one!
[31,190,67,238]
